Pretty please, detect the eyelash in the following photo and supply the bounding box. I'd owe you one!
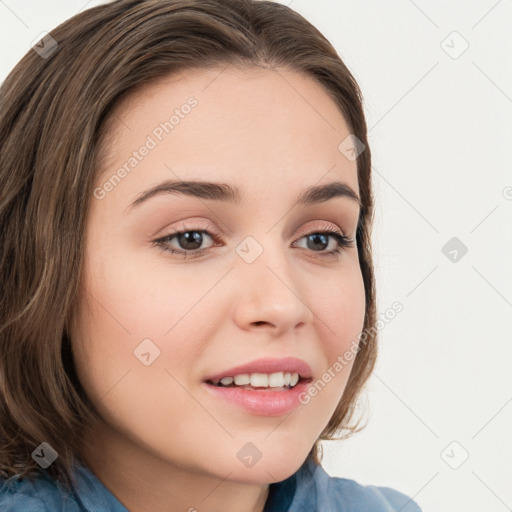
[152,222,355,260]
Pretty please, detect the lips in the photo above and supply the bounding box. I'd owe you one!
[203,356,313,383]
[203,378,311,416]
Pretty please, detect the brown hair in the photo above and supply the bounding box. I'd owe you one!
[0,0,377,493]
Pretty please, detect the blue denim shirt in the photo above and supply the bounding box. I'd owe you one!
[0,456,422,511]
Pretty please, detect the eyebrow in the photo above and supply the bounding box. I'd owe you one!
[126,178,362,212]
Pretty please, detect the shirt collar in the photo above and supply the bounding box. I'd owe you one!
[70,455,316,512]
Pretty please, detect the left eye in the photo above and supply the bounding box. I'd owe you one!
[152,226,354,259]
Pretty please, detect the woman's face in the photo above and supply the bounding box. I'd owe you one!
[71,65,365,484]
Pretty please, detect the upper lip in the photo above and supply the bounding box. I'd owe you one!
[204,357,313,383]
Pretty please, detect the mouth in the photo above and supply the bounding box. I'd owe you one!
[202,356,313,387]
[205,372,312,391]
[202,376,312,416]
[201,357,314,416]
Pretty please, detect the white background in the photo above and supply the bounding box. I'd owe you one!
[1,1,511,511]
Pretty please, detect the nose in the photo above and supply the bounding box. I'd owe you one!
[232,238,314,336]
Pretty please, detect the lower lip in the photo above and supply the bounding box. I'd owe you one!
[202,380,311,416]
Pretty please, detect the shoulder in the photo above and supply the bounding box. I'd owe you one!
[0,464,128,512]
[292,458,423,512]
[328,478,423,512]
[0,471,81,512]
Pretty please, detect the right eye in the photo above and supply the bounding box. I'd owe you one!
[153,227,220,259]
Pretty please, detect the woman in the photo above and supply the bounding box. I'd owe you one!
[0,0,422,510]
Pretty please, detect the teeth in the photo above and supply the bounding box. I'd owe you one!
[250,373,268,387]
[234,374,250,386]
[214,372,301,388]
[268,373,284,387]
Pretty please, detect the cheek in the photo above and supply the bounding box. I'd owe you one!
[84,237,218,335]
[306,266,366,405]
[315,264,366,353]
[70,240,213,399]
[69,264,205,441]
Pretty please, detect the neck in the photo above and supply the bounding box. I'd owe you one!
[80,422,270,512]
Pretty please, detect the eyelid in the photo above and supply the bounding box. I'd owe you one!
[157,219,346,242]
[294,220,346,239]
[156,219,219,238]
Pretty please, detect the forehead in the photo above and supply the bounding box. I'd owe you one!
[95,65,359,208]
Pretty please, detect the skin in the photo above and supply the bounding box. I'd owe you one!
[70,64,366,512]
